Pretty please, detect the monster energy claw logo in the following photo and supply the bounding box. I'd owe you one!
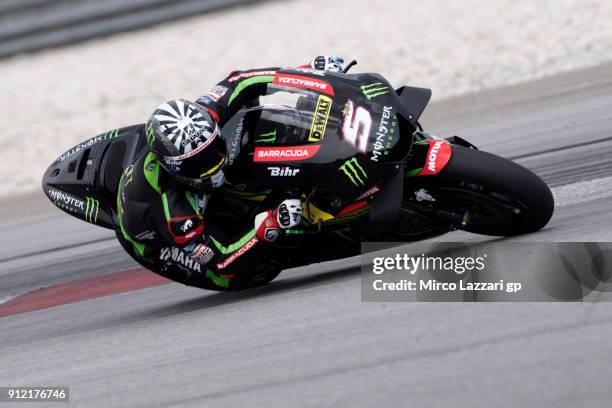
[361,82,389,100]
[123,164,135,186]
[104,129,119,140]
[339,157,367,186]
[85,197,100,223]
[146,125,155,146]
[256,130,277,143]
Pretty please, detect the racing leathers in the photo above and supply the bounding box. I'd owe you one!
[116,57,343,290]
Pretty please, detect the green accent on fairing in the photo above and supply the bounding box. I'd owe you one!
[206,269,231,288]
[116,174,146,257]
[143,153,161,193]
[119,219,146,257]
[361,82,390,100]
[85,197,100,223]
[339,157,367,186]
[255,130,277,143]
[104,128,119,140]
[228,76,274,105]
[404,168,422,177]
[210,229,257,255]
[146,124,155,147]
[161,193,171,221]
[122,164,134,187]
[285,229,305,235]
[185,191,198,213]
[326,206,369,225]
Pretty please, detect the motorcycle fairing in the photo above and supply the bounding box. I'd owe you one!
[240,70,417,201]
[42,124,147,229]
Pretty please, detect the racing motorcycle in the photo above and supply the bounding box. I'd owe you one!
[42,62,554,290]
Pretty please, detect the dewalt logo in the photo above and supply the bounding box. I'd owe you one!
[361,82,389,100]
[308,95,332,142]
[85,197,100,223]
[339,157,367,186]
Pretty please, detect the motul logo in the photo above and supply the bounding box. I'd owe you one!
[254,145,320,162]
[417,140,452,176]
[216,236,259,269]
[273,74,335,96]
[427,141,444,172]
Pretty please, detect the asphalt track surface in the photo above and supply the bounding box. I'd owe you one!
[1,62,612,407]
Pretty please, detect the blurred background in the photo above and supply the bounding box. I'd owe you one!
[1,0,611,198]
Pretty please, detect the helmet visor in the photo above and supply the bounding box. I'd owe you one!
[173,168,226,191]
[160,128,228,184]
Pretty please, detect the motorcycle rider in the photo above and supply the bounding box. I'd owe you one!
[116,56,345,290]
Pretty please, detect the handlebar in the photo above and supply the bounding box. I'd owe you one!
[342,60,358,73]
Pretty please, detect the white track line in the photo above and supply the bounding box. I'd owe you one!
[551,176,612,207]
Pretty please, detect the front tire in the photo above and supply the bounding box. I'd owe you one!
[433,145,554,236]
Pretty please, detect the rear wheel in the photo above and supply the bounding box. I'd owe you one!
[405,146,554,236]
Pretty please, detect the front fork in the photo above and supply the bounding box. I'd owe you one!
[402,132,478,230]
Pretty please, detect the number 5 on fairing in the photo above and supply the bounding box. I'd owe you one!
[341,100,372,152]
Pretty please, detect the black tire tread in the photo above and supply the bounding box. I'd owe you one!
[438,146,554,235]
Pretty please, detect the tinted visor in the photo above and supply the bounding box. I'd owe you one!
[160,130,228,183]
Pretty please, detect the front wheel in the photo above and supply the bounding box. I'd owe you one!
[407,146,554,236]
